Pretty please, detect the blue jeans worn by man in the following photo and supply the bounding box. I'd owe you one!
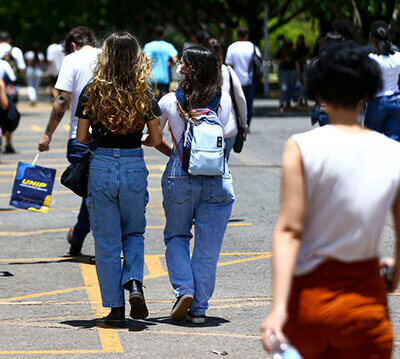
[86,147,148,307]
[242,84,255,128]
[278,68,297,108]
[67,138,91,255]
[365,93,400,141]
[162,149,234,318]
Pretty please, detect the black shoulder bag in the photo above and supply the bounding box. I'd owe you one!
[228,66,245,153]
[61,130,105,198]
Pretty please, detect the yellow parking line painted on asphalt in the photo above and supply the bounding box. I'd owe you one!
[144,254,168,279]
[79,262,124,353]
[30,125,43,133]
[0,223,253,237]
[0,257,74,263]
[218,255,272,267]
[0,350,106,355]
[0,287,85,302]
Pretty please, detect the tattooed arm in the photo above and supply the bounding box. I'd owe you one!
[38,90,71,152]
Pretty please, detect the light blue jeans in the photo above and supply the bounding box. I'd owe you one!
[86,147,149,308]
[161,149,235,315]
[225,136,236,162]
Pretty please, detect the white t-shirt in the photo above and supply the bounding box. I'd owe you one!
[292,125,400,275]
[46,43,64,76]
[369,51,400,97]
[55,47,99,139]
[158,92,232,142]
[225,41,262,86]
[221,64,247,138]
[0,59,16,82]
[0,43,26,70]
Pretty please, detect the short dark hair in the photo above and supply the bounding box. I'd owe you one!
[370,20,394,56]
[64,26,96,54]
[237,26,249,39]
[306,44,382,108]
[0,31,9,42]
[332,18,354,40]
[208,38,222,63]
[154,26,165,38]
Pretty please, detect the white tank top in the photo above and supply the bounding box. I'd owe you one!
[292,125,400,275]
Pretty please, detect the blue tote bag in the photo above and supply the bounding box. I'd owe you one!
[10,155,56,213]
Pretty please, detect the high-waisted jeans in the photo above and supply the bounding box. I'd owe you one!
[161,150,235,315]
[86,147,148,307]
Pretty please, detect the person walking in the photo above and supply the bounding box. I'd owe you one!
[76,31,162,327]
[144,26,178,100]
[225,27,261,128]
[209,38,248,160]
[276,39,298,112]
[261,44,399,358]
[0,31,25,153]
[156,46,235,324]
[24,43,45,106]
[295,34,309,107]
[46,35,65,98]
[38,26,99,256]
[364,21,400,141]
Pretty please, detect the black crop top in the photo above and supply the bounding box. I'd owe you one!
[75,86,161,149]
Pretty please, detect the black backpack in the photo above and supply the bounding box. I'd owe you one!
[250,44,263,86]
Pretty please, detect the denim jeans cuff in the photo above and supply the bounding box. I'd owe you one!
[174,289,194,298]
[189,309,206,316]
[102,300,125,308]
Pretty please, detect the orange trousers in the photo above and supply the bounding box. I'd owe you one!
[283,259,393,359]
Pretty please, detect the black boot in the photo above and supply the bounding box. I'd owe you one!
[97,306,126,328]
[124,280,148,320]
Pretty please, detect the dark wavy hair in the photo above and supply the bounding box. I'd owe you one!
[370,21,394,56]
[306,43,382,108]
[178,46,221,115]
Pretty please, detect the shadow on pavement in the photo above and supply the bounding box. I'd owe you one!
[145,315,230,328]
[8,255,95,265]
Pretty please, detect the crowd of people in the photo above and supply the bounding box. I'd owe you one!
[0,18,399,358]
[0,31,64,155]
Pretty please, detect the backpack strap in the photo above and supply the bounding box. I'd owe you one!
[174,89,221,112]
[169,126,183,163]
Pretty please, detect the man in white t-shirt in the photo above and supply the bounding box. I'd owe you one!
[46,35,65,98]
[38,26,99,256]
[225,27,262,129]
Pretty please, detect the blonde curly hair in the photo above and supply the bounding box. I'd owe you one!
[83,32,155,134]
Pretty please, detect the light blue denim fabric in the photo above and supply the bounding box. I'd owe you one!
[86,147,149,308]
[161,146,235,315]
[224,136,236,162]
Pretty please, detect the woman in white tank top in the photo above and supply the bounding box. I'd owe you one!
[261,44,400,358]
[364,21,400,141]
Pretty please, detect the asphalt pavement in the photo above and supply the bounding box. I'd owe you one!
[0,99,400,358]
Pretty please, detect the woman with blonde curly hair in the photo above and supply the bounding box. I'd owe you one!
[76,31,162,327]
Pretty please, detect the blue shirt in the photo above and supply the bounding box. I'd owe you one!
[144,40,178,85]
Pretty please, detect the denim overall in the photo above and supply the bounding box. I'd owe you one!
[162,141,235,315]
[86,147,149,307]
